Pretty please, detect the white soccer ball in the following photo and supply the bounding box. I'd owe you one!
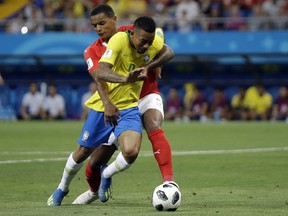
[152,182,181,211]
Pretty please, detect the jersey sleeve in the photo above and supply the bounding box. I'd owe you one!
[148,28,165,62]
[99,32,125,66]
[84,43,102,73]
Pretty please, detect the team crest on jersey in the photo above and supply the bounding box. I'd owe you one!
[82,130,89,142]
[144,55,150,62]
[86,58,94,70]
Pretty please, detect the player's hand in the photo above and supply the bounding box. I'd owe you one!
[104,101,121,126]
[126,67,147,82]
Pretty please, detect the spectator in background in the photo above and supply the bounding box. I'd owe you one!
[183,83,208,122]
[248,4,271,31]
[165,88,184,122]
[207,88,231,122]
[23,0,45,33]
[231,87,250,120]
[175,0,201,32]
[43,6,64,31]
[5,11,26,34]
[271,86,288,122]
[81,82,97,120]
[107,0,148,20]
[148,0,176,31]
[262,0,281,17]
[202,1,225,31]
[20,82,44,120]
[245,84,272,120]
[225,4,247,30]
[41,84,65,120]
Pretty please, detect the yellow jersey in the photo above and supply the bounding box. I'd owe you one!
[86,28,164,112]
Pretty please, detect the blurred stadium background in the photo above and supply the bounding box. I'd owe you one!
[0,0,288,120]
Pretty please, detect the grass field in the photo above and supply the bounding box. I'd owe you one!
[0,121,287,216]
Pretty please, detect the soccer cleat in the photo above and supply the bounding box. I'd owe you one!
[72,190,99,205]
[98,165,112,203]
[47,188,69,206]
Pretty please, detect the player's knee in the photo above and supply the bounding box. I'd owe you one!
[73,146,93,163]
[89,157,102,170]
[122,147,139,164]
[143,114,162,133]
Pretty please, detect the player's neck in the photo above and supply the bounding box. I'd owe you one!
[103,29,117,43]
[127,30,136,50]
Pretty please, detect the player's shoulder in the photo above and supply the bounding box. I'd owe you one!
[108,31,128,46]
[151,28,164,51]
[111,31,127,39]
[155,28,164,40]
[85,38,103,52]
[117,24,133,32]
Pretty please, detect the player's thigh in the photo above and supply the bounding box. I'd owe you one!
[138,93,164,118]
[139,94,164,132]
[78,109,114,149]
[118,130,142,154]
[142,109,163,133]
[115,107,142,153]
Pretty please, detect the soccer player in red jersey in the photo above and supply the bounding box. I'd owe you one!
[72,4,178,204]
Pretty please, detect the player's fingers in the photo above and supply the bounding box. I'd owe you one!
[110,116,118,126]
[138,74,147,80]
[116,110,121,119]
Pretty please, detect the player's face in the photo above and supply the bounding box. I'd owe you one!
[131,29,155,54]
[90,13,117,42]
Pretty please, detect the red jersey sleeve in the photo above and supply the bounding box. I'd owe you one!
[84,39,107,73]
[117,24,133,32]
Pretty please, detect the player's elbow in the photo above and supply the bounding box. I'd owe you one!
[165,45,175,61]
[94,68,105,81]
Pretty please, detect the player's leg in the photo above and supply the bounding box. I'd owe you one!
[99,107,142,202]
[47,110,112,206]
[139,94,174,182]
[47,145,94,206]
[87,144,117,192]
[72,144,117,204]
[99,130,142,202]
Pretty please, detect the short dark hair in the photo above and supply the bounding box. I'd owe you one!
[90,4,115,18]
[134,16,156,33]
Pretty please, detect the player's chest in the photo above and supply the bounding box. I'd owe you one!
[121,50,151,67]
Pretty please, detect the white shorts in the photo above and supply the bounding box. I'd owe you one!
[103,93,164,147]
[102,132,119,147]
[138,93,164,118]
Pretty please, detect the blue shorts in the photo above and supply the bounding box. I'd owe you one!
[78,107,142,149]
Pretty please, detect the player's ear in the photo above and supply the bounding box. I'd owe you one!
[130,30,134,36]
[113,15,117,21]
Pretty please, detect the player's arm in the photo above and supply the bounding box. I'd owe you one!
[95,78,120,126]
[85,47,121,126]
[95,62,146,83]
[145,44,174,72]
[91,63,127,83]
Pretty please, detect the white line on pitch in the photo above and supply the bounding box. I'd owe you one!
[0,147,288,165]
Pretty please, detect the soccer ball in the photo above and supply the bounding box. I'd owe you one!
[152,182,181,211]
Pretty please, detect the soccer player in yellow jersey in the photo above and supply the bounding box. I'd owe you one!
[85,26,164,112]
[47,16,170,206]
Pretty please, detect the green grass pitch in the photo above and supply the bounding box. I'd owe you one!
[0,121,287,216]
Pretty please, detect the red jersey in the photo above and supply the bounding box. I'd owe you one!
[84,25,160,99]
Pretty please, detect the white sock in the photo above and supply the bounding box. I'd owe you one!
[103,152,130,178]
[58,152,83,192]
